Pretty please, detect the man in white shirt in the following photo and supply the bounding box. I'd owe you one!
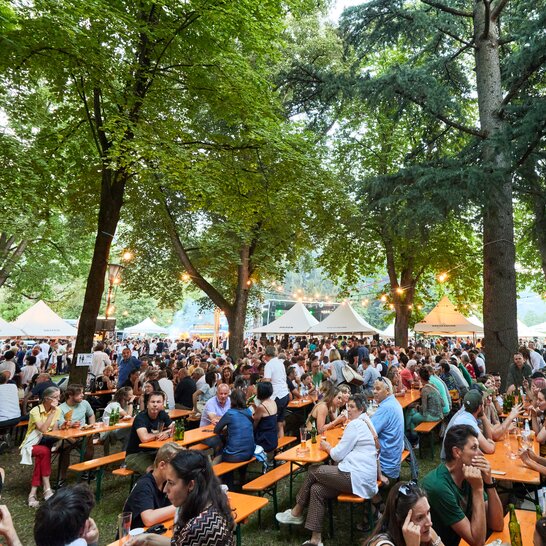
[263,345,289,437]
[0,351,17,380]
[527,343,546,372]
[157,370,175,409]
[89,343,111,378]
[0,373,21,428]
[192,338,204,351]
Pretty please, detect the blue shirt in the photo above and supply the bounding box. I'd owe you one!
[371,394,404,478]
[215,408,255,461]
[117,356,141,386]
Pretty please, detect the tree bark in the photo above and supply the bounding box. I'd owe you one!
[474,1,518,383]
[69,172,125,384]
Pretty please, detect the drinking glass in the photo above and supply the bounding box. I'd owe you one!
[299,426,308,450]
[508,429,519,460]
[158,422,165,433]
[118,512,132,544]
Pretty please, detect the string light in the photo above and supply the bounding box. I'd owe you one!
[417,304,423,310]
[396,287,404,295]
[122,250,133,261]
[181,273,190,282]
[389,304,394,310]
[437,272,448,283]
[380,294,387,302]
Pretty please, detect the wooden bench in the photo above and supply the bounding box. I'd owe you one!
[243,462,295,526]
[69,451,126,501]
[414,420,443,459]
[213,457,256,477]
[335,493,375,540]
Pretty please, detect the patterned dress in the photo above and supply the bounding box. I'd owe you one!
[172,505,234,546]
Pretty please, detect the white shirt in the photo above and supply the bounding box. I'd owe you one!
[90,351,110,377]
[0,384,21,421]
[0,360,16,380]
[530,350,546,372]
[40,342,50,356]
[264,357,289,400]
[149,342,157,354]
[20,364,39,385]
[158,377,176,409]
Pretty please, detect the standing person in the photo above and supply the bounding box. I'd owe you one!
[126,450,235,546]
[123,442,182,529]
[89,343,110,378]
[57,384,96,484]
[370,378,405,486]
[422,425,503,546]
[367,481,445,546]
[263,346,290,438]
[117,348,141,388]
[125,391,173,475]
[19,386,61,507]
[276,394,378,546]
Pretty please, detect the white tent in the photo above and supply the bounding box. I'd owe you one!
[12,300,78,337]
[124,317,169,335]
[0,316,25,338]
[532,322,546,335]
[381,321,414,339]
[517,319,544,339]
[253,302,319,334]
[307,302,379,335]
[414,297,484,336]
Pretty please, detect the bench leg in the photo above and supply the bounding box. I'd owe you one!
[95,468,104,502]
[236,523,242,546]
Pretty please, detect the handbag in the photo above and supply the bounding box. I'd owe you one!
[341,363,364,386]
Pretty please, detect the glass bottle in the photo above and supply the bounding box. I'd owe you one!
[311,423,318,444]
[508,504,523,546]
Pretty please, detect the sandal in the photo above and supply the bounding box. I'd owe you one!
[28,495,40,508]
[43,488,54,501]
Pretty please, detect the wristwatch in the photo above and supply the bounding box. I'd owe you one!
[483,478,497,489]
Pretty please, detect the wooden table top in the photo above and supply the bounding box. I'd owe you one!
[274,427,343,464]
[460,509,535,545]
[395,390,422,409]
[106,491,267,546]
[85,389,116,396]
[139,425,217,449]
[288,398,315,409]
[485,438,541,485]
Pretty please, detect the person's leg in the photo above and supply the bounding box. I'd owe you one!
[30,445,50,506]
[293,464,321,516]
[125,452,155,475]
[58,441,76,480]
[407,411,424,434]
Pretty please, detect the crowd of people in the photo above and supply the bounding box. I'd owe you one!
[1,334,546,545]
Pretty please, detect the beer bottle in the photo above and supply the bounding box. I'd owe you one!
[536,503,543,521]
[179,419,185,441]
[108,407,114,426]
[508,504,523,546]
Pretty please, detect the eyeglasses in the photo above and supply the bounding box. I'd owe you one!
[398,480,419,497]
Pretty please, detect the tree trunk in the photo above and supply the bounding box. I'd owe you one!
[69,172,126,384]
[474,1,518,382]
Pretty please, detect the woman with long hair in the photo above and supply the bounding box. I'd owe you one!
[367,481,444,546]
[253,381,278,452]
[127,450,234,545]
[306,383,346,434]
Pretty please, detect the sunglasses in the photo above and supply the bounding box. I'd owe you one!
[398,480,419,497]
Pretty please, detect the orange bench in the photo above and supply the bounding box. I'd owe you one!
[213,457,256,477]
[414,420,443,459]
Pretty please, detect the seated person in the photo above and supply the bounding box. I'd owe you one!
[367,481,444,546]
[422,425,503,546]
[125,391,174,475]
[306,383,346,434]
[200,383,231,427]
[253,381,278,453]
[123,442,182,529]
[100,386,135,454]
[57,384,96,484]
[405,368,444,437]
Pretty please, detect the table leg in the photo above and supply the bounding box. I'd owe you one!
[236,523,241,546]
[54,439,65,489]
[289,461,294,504]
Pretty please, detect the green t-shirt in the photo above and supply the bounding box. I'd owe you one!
[312,371,324,386]
[58,400,94,425]
[421,463,487,546]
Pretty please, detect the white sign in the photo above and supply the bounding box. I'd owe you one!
[76,353,93,367]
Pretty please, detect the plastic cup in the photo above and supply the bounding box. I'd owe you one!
[118,512,132,544]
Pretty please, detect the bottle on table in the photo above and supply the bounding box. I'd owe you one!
[536,503,543,521]
[508,503,523,546]
[311,423,317,444]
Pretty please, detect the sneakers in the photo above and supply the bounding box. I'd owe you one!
[276,509,304,525]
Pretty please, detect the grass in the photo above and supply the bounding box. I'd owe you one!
[0,438,440,546]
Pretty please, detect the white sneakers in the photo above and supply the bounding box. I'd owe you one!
[275,508,304,525]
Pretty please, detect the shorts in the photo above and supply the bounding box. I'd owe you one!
[275,394,290,422]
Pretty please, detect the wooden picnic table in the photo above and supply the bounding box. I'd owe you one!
[288,398,315,409]
[106,491,267,546]
[139,424,217,449]
[85,389,117,396]
[460,508,535,545]
[484,437,540,485]
[395,389,422,409]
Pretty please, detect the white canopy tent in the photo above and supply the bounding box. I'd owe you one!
[414,297,484,336]
[307,302,379,335]
[124,317,170,335]
[381,321,414,339]
[0,317,25,338]
[12,300,78,337]
[253,302,319,334]
[532,322,546,336]
[517,319,544,339]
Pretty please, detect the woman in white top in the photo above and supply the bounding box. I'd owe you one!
[276,394,378,546]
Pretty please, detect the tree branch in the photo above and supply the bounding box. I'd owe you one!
[421,0,472,17]
[501,51,546,108]
[516,119,546,167]
[491,0,510,21]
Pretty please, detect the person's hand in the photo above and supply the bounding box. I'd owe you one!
[463,464,484,489]
[519,448,532,466]
[471,454,492,482]
[81,517,99,545]
[509,403,523,419]
[0,505,20,543]
[157,431,170,441]
[401,509,421,546]
[320,439,331,452]
[126,533,154,545]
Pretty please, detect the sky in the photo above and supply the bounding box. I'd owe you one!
[328,0,364,22]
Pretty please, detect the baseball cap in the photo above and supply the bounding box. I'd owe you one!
[463,390,483,413]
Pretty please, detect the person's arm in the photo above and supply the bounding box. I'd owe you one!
[252,405,264,429]
[136,426,159,443]
[86,403,96,425]
[141,505,176,527]
[34,407,58,434]
[126,533,170,545]
[480,413,494,441]
[192,389,203,412]
[0,506,23,546]
[213,411,230,435]
[450,465,487,546]
[471,454,503,532]
[520,448,546,474]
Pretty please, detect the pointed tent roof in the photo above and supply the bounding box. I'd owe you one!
[517,319,544,338]
[307,302,380,335]
[532,322,546,335]
[0,316,25,338]
[124,317,170,335]
[253,302,319,334]
[12,300,78,337]
[381,321,414,339]
[414,297,483,335]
